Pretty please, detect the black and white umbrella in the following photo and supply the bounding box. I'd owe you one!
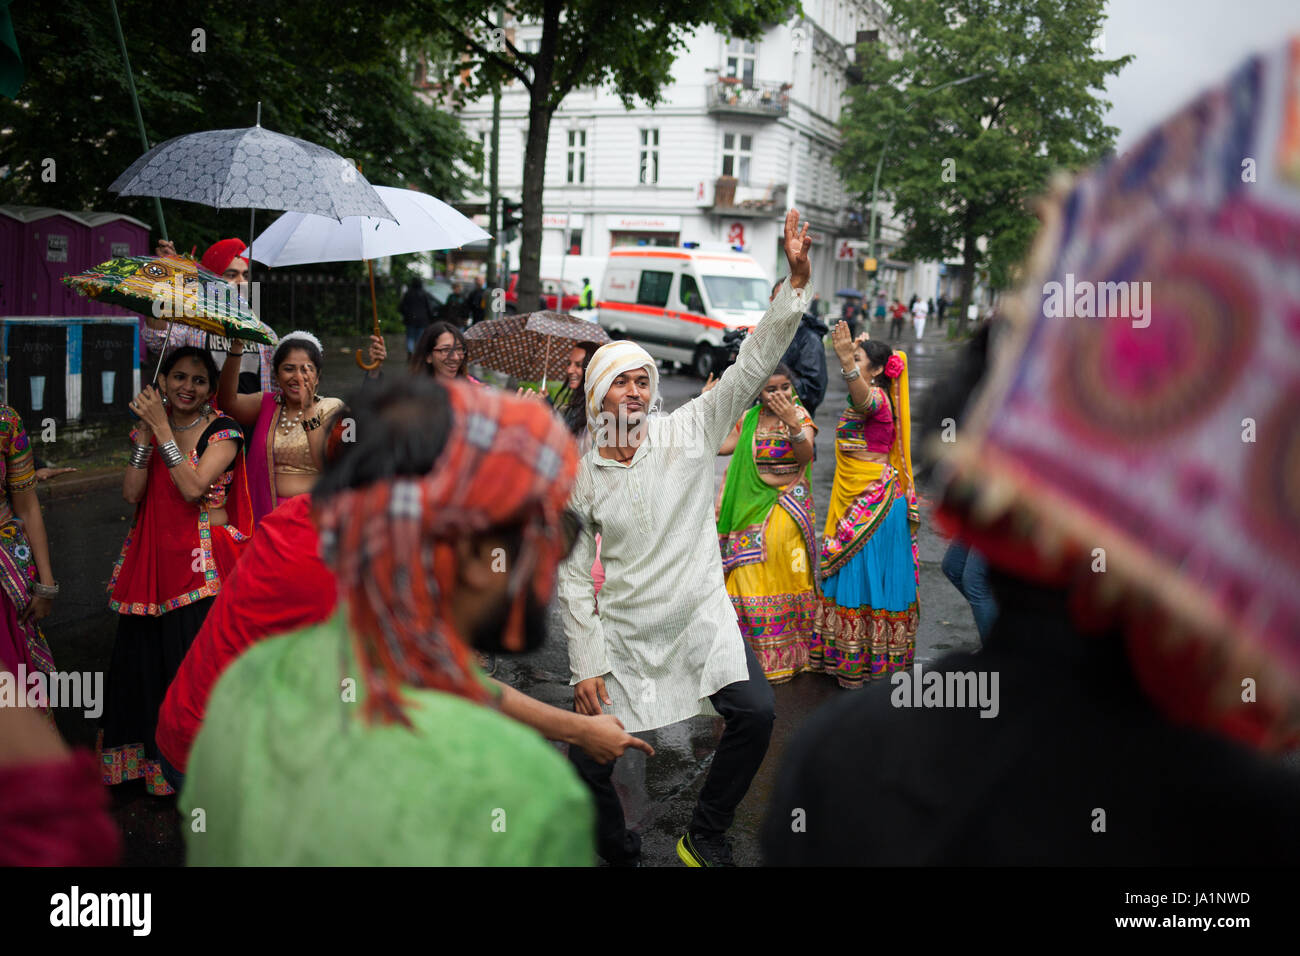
[109,123,396,222]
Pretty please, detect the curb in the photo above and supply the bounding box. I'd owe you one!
[38,468,124,501]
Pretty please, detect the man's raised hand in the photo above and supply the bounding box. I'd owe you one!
[783,208,812,290]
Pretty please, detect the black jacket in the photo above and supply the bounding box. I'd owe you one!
[779,312,829,414]
[399,286,436,328]
[762,573,1300,866]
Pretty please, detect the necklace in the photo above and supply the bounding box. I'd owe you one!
[277,394,315,437]
[171,409,207,432]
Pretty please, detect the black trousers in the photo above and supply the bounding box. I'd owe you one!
[567,642,775,863]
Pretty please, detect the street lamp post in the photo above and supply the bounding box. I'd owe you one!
[866,71,989,288]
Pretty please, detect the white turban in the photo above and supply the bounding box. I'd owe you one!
[583,340,660,437]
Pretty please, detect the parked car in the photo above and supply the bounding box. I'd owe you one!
[595,244,769,378]
[504,274,581,313]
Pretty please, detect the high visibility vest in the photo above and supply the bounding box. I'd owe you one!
[580,284,594,308]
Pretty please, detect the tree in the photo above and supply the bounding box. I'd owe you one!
[424,0,790,310]
[838,0,1130,322]
[0,1,474,256]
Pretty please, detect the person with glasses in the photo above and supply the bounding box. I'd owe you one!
[410,321,481,383]
[164,381,651,832]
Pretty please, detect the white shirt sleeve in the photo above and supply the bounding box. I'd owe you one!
[676,279,814,452]
[556,464,611,684]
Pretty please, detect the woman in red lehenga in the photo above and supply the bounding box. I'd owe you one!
[98,347,252,796]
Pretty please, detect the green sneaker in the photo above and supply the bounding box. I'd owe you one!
[676,831,735,867]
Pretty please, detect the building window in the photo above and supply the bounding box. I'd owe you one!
[725,38,756,87]
[639,128,659,185]
[722,132,752,185]
[567,228,582,255]
[567,129,587,184]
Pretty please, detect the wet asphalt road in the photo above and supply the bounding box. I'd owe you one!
[36,319,979,866]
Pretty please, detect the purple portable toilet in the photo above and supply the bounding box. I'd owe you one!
[0,206,150,317]
[26,209,92,316]
[86,211,150,276]
[0,209,21,316]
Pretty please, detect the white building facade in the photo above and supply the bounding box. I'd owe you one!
[452,1,942,308]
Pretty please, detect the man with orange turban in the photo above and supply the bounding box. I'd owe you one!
[142,237,278,393]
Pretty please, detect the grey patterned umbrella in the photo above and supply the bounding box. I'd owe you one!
[109,125,396,222]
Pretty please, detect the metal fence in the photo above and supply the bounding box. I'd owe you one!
[252,273,406,336]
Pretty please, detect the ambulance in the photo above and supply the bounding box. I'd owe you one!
[596,243,772,378]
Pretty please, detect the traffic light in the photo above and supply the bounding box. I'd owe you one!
[501,198,522,239]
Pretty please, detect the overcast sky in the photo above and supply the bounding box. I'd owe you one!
[1101,0,1299,149]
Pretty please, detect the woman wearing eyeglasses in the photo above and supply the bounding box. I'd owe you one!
[410,322,482,384]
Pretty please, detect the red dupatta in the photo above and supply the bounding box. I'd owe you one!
[108,415,253,616]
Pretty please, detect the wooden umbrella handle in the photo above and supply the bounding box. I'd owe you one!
[355,258,383,371]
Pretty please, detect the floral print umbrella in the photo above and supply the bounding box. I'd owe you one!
[464,311,609,384]
[62,254,275,345]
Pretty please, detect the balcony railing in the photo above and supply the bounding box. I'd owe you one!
[706,79,790,118]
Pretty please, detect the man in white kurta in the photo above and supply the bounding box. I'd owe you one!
[558,212,814,866]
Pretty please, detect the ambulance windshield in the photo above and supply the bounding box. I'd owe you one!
[702,275,770,311]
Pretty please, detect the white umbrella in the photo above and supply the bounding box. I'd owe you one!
[241,186,491,370]
[243,186,490,265]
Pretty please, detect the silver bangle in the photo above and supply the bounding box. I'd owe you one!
[840,365,862,382]
[159,440,185,468]
[129,444,153,468]
[31,581,59,599]
[788,427,808,444]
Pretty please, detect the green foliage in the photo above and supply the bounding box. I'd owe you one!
[838,0,1130,291]
[1,0,475,258]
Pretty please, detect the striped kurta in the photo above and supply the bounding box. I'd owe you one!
[557,280,815,732]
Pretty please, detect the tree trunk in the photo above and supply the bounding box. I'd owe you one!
[517,0,563,312]
[957,226,978,327]
[519,95,553,313]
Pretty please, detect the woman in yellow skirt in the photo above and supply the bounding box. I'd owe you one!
[714,364,819,683]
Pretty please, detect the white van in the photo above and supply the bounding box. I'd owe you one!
[596,244,772,377]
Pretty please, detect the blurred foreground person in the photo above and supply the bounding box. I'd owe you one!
[183,377,599,865]
[0,700,120,865]
[157,398,650,788]
[764,45,1300,864]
